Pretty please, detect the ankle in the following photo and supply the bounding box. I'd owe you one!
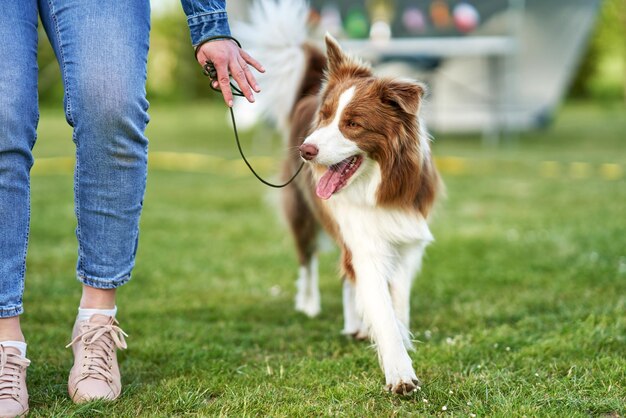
[0,317,25,342]
[0,333,25,343]
[80,285,116,309]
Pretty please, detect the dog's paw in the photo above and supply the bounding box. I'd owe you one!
[295,296,320,317]
[385,378,420,395]
[341,324,369,340]
[341,329,368,341]
[353,328,369,341]
[384,362,420,396]
[294,282,320,317]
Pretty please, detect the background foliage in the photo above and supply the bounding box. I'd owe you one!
[569,0,625,100]
[36,0,625,106]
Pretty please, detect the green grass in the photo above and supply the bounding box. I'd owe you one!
[23,101,626,417]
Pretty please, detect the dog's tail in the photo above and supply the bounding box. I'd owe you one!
[233,0,319,133]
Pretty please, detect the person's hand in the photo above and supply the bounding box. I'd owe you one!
[196,39,265,107]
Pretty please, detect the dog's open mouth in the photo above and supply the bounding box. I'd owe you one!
[316,155,363,200]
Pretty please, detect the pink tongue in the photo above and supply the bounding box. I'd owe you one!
[316,161,349,200]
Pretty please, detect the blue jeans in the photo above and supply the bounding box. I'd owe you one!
[0,0,150,317]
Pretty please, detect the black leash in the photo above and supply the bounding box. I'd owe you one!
[199,36,304,188]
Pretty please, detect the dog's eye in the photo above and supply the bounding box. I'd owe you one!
[347,120,360,129]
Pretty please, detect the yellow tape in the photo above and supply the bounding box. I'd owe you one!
[434,156,467,175]
[540,161,561,179]
[600,163,623,181]
[30,153,623,181]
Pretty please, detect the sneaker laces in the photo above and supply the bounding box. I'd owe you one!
[66,318,128,383]
[0,345,29,403]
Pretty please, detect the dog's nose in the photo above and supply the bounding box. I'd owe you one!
[299,143,319,161]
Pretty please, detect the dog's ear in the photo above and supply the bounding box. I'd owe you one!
[381,80,426,115]
[324,33,346,73]
[324,33,372,80]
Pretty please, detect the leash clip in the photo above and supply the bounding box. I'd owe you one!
[202,60,245,98]
[202,61,216,79]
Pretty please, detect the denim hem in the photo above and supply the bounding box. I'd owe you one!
[187,11,230,46]
[0,306,24,318]
[186,10,225,24]
[77,272,131,289]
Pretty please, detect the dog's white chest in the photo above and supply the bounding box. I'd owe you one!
[329,202,433,252]
[321,161,433,250]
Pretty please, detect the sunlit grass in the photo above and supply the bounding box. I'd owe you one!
[23,101,626,416]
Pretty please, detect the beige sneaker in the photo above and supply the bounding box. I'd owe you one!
[0,345,29,418]
[66,315,128,403]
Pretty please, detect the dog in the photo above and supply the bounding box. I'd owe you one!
[235,0,441,394]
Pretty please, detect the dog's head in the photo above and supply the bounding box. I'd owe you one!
[300,35,439,216]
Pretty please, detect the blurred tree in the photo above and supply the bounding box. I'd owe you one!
[148,10,218,102]
[569,0,625,102]
[37,25,64,107]
[37,9,218,106]
[36,0,622,104]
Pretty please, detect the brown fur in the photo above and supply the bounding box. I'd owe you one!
[282,36,440,283]
[282,84,343,271]
[310,37,440,215]
[340,243,355,282]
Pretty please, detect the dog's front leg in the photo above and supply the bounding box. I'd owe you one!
[341,278,368,339]
[390,242,428,330]
[352,249,419,394]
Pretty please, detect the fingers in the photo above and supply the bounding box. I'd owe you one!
[238,56,260,93]
[229,60,255,103]
[196,40,264,106]
[213,60,234,107]
[240,49,265,73]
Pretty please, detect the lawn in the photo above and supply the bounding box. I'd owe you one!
[23,101,625,417]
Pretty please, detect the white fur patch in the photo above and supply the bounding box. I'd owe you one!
[325,160,433,389]
[232,0,309,131]
[342,279,362,335]
[418,117,431,165]
[295,256,320,317]
[302,86,362,166]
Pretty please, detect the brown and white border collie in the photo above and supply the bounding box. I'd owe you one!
[235,0,441,394]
